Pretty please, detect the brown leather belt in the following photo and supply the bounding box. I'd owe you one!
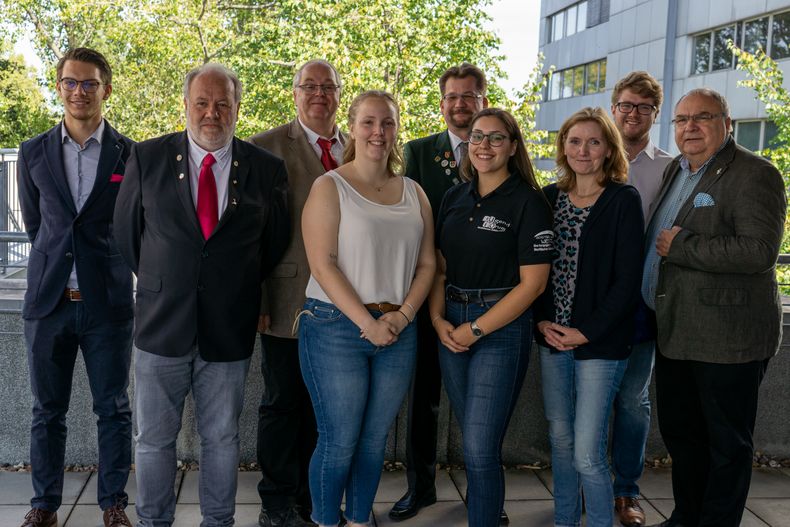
[64,288,82,301]
[364,302,401,313]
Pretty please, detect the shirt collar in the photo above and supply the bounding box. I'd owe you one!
[187,133,233,169]
[632,139,658,162]
[447,129,465,152]
[61,118,105,145]
[466,172,521,198]
[298,117,340,145]
[679,136,730,175]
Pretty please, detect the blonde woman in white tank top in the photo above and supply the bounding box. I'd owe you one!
[299,91,435,527]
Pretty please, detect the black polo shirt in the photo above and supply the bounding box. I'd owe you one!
[436,173,554,289]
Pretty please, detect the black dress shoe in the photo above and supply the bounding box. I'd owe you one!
[388,490,438,521]
[499,508,509,525]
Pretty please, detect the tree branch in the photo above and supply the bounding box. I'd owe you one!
[23,6,63,60]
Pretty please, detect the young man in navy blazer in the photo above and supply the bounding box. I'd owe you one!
[17,47,135,527]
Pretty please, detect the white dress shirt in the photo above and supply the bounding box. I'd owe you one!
[187,134,233,217]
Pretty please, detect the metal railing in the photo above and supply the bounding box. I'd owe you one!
[0,150,29,274]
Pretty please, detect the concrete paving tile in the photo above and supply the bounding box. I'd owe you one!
[176,471,257,505]
[498,499,555,526]
[747,498,790,526]
[373,501,468,526]
[448,469,552,500]
[0,472,89,505]
[647,498,768,526]
[235,472,262,504]
[78,470,183,505]
[171,504,260,526]
[374,469,460,503]
[534,468,553,496]
[63,504,137,526]
[0,506,70,527]
[749,468,790,498]
[636,467,673,499]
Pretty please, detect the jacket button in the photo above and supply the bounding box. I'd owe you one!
[65,252,73,258]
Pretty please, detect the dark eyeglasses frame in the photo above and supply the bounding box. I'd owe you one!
[615,102,656,115]
[297,84,340,95]
[59,78,105,93]
[671,112,726,127]
[469,131,510,147]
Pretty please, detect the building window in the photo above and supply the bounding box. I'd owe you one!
[545,59,607,101]
[692,9,790,75]
[547,1,588,43]
[734,120,780,151]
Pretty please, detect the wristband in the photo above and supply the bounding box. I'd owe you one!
[397,310,411,324]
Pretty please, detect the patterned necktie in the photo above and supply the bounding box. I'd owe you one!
[317,137,339,171]
[196,153,218,239]
[458,141,469,163]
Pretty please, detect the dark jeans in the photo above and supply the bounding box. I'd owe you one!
[25,300,133,511]
[257,334,317,512]
[439,294,531,527]
[655,352,769,527]
[404,305,441,496]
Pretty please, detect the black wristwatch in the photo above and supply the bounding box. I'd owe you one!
[470,320,485,337]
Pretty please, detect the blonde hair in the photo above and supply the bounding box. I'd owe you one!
[555,107,628,191]
[343,90,404,177]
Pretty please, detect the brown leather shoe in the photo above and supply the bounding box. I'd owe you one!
[103,504,132,527]
[615,496,646,527]
[20,509,56,527]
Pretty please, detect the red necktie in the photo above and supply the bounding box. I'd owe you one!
[317,138,338,171]
[196,153,218,239]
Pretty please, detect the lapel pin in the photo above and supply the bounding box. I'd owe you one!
[231,198,238,205]
[233,160,239,167]
[176,154,182,161]
[444,151,451,159]
[434,155,441,162]
[716,168,722,175]
[233,179,238,185]
[441,160,449,167]
[178,173,185,180]
[445,169,451,175]
[449,161,457,168]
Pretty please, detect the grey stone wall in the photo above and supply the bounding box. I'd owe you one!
[1,310,788,465]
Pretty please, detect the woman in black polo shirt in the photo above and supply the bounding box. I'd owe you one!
[429,108,553,527]
[534,107,643,527]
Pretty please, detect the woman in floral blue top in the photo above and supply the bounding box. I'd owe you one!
[534,107,644,527]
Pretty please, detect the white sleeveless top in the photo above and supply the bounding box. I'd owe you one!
[305,171,424,305]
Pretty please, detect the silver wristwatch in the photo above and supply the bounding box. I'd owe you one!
[470,320,485,337]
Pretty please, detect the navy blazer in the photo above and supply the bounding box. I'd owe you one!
[113,132,289,362]
[534,183,644,360]
[17,122,135,322]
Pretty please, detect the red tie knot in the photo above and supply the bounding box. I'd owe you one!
[317,137,335,150]
[202,153,216,168]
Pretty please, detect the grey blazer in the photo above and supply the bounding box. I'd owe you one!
[651,137,786,364]
[248,119,346,338]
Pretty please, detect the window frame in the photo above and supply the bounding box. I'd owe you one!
[547,1,589,43]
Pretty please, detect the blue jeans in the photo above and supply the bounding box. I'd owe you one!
[25,300,133,512]
[612,340,655,497]
[439,295,532,527]
[539,346,626,527]
[133,348,250,527]
[298,298,417,526]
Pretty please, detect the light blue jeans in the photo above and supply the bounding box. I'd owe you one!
[539,346,626,527]
[133,347,250,527]
[439,294,531,527]
[298,298,417,526]
[612,340,655,498]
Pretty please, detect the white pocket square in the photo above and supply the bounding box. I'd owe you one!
[693,192,715,207]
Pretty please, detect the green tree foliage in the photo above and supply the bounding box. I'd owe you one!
[1,0,534,143]
[729,41,790,287]
[0,41,55,147]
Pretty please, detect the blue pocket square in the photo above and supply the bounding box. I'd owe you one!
[693,192,715,207]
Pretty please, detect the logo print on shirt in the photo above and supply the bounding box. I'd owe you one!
[533,230,555,252]
[478,215,509,232]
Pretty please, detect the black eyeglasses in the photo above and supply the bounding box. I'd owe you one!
[442,92,483,103]
[469,131,509,147]
[59,78,104,93]
[615,102,656,115]
[297,84,340,95]
[671,112,725,127]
